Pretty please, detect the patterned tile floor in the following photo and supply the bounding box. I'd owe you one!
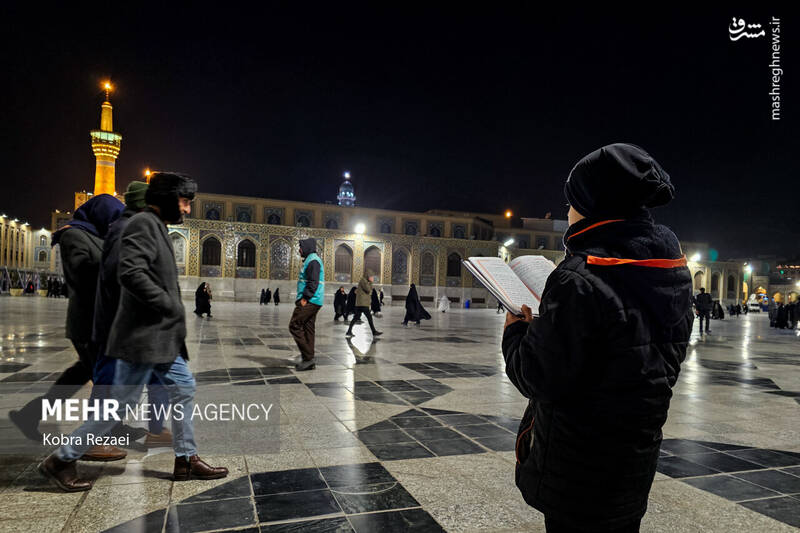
[0,298,799,532]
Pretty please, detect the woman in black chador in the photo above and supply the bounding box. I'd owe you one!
[503,143,692,532]
[333,287,347,321]
[194,282,212,317]
[259,289,266,305]
[273,288,280,305]
[402,284,431,326]
[264,288,272,304]
[345,287,357,320]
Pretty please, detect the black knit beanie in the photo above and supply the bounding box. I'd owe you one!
[564,143,674,219]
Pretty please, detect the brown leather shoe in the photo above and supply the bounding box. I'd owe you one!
[144,428,173,448]
[81,445,127,462]
[38,455,93,492]
[173,455,229,481]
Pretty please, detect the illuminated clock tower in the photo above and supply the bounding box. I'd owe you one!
[90,82,122,196]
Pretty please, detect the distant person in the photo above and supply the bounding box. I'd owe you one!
[10,194,125,459]
[768,297,778,327]
[379,289,384,304]
[694,287,713,333]
[775,301,789,329]
[288,238,324,371]
[346,286,357,321]
[333,287,347,321]
[273,287,280,305]
[194,282,212,318]
[497,300,504,314]
[438,294,450,313]
[502,143,692,532]
[260,288,266,305]
[346,273,383,338]
[265,287,272,305]
[402,283,431,327]
[371,287,383,318]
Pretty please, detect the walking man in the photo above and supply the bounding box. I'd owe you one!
[289,238,324,371]
[346,272,383,338]
[37,173,228,492]
[11,194,126,462]
[695,287,713,334]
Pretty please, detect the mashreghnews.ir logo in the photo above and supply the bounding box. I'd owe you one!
[729,16,782,121]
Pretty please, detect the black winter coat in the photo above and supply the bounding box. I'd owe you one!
[502,215,692,529]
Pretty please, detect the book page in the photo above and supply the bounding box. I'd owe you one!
[508,255,556,306]
[465,257,541,315]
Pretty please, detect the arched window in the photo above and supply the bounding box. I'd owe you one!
[202,237,221,266]
[237,210,252,223]
[205,208,220,221]
[447,253,462,277]
[694,271,704,290]
[37,250,47,262]
[326,219,339,230]
[404,222,417,236]
[270,240,290,279]
[429,226,441,238]
[296,215,311,228]
[727,275,736,299]
[710,273,720,298]
[170,233,186,264]
[237,240,256,268]
[420,251,436,286]
[392,248,409,285]
[364,246,381,281]
[39,235,47,246]
[267,214,281,225]
[453,226,466,239]
[335,245,353,282]
[380,222,392,234]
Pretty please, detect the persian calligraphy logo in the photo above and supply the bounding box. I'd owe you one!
[729,17,765,41]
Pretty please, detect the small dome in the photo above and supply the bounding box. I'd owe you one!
[337,173,356,206]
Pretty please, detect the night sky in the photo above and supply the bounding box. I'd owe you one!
[0,7,795,258]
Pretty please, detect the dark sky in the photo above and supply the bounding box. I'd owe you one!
[0,7,795,258]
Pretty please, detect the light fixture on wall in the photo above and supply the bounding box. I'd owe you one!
[354,222,366,234]
[690,253,701,262]
[504,238,514,247]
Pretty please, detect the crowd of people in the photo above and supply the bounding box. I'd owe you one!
[768,295,799,330]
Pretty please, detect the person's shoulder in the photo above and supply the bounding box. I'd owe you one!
[125,211,162,233]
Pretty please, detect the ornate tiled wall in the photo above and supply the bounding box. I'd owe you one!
[180,218,501,290]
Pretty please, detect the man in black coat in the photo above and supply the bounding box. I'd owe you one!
[38,173,228,492]
[10,194,126,462]
[694,287,713,333]
[503,144,692,532]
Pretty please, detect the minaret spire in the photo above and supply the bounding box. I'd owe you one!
[90,81,122,196]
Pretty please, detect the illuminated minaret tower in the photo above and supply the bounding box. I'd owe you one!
[90,82,122,196]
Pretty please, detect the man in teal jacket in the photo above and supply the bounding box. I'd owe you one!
[290,238,325,370]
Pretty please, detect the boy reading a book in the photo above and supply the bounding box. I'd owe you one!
[502,143,693,533]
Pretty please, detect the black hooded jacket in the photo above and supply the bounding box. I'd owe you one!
[502,214,692,529]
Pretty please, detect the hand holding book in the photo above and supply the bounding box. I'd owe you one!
[463,255,556,316]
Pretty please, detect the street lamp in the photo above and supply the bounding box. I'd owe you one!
[504,210,512,219]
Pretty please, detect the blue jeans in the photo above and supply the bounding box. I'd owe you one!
[56,357,198,461]
[94,354,169,434]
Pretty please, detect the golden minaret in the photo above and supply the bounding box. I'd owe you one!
[90,82,122,196]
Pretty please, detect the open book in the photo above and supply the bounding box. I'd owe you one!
[463,256,556,316]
